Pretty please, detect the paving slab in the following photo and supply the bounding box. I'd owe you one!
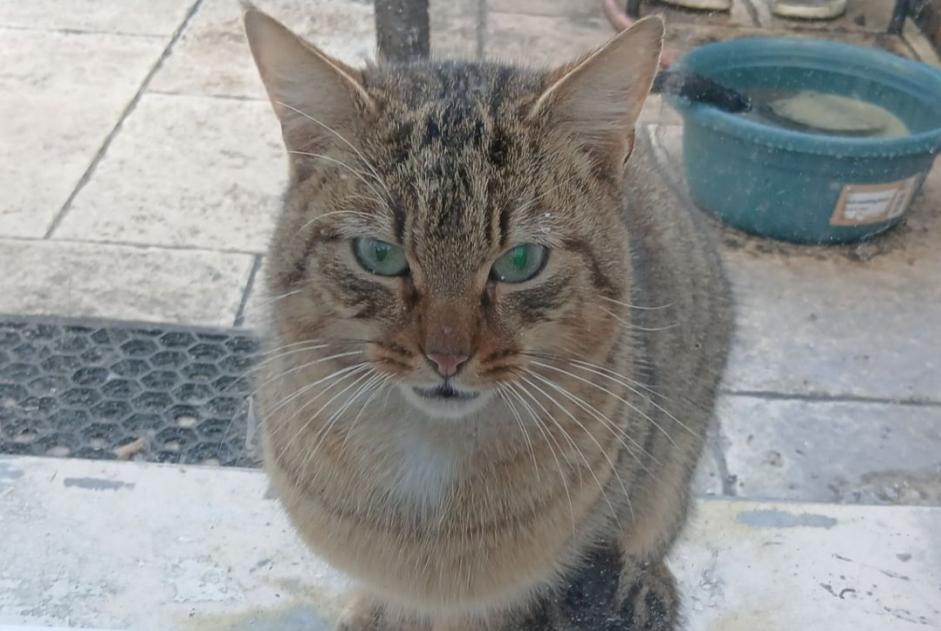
[237,258,272,330]
[430,0,481,60]
[0,240,253,327]
[487,0,602,19]
[693,427,725,496]
[903,17,941,66]
[0,29,165,238]
[645,124,941,402]
[719,395,941,505]
[485,11,611,66]
[54,93,286,253]
[150,0,375,99]
[2,455,939,629]
[0,0,194,36]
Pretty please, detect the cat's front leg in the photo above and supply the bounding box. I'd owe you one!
[545,544,678,630]
[612,559,679,631]
[336,594,430,631]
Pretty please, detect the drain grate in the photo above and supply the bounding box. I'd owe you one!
[0,316,262,466]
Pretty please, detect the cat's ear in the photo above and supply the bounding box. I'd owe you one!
[530,16,664,171]
[243,6,374,155]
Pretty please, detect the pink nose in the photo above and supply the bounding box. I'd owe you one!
[426,352,469,378]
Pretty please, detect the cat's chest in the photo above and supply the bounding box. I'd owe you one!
[378,429,459,507]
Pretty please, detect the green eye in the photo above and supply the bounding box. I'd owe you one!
[353,238,408,276]
[491,243,548,283]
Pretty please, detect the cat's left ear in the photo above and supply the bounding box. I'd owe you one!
[243,6,375,157]
[531,16,664,171]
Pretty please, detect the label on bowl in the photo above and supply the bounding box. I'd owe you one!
[830,175,921,226]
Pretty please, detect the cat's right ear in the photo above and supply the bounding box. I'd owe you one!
[529,16,663,173]
[243,6,374,155]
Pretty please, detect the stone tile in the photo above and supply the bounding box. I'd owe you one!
[0,0,193,36]
[904,18,941,67]
[722,246,941,401]
[0,29,165,238]
[485,12,611,66]
[646,124,941,402]
[6,455,941,630]
[55,93,286,253]
[692,428,725,496]
[488,0,602,19]
[150,0,376,99]
[0,239,254,327]
[748,0,897,33]
[638,95,682,125]
[239,258,272,330]
[719,395,941,506]
[431,0,480,60]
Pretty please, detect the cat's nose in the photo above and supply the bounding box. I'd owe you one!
[426,352,469,378]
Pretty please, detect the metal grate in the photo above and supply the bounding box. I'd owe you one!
[0,316,261,467]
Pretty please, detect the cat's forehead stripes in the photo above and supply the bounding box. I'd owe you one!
[362,62,545,269]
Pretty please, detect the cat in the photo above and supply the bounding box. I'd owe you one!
[244,5,732,630]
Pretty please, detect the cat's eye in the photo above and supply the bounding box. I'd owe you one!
[353,238,408,276]
[491,244,548,283]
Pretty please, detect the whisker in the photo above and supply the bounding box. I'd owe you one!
[266,363,372,461]
[521,372,638,509]
[281,366,375,468]
[565,360,702,439]
[341,374,390,452]
[250,350,365,403]
[600,305,679,333]
[297,369,379,478]
[524,368,657,474]
[518,350,662,400]
[530,360,681,448]
[287,150,388,204]
[264,360,368,420]
[513,377,622,527]
[276,101,390,199]
[301,209,383,232]
[249,289,303,311]
[497,386,540,484]
[504,383,576,533]
[600,295,673,311]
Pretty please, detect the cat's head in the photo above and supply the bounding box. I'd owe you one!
[245,8,662,420]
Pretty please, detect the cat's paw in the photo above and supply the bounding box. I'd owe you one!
[615,561,679,631]
[335,595,386,631]
[336,597,431,631]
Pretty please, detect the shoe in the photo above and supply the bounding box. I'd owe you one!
[772,0,847,20]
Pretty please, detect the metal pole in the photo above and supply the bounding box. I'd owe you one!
[888,0,912,34]
[375,0,430,62]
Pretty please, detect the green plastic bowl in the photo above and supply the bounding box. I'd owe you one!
[668,38,941,244]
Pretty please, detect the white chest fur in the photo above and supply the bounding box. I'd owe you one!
[384,428,457,508]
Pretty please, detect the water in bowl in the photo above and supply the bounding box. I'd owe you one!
[742,89,909,138]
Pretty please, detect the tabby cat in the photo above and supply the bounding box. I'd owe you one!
[244,6,732,630]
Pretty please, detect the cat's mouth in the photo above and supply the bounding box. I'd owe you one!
[412,384,479,401]
[403,382,489,419]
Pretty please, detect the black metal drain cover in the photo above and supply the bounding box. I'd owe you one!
[0,315,261,467]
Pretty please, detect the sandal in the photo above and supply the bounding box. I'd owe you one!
[771,0,847,20]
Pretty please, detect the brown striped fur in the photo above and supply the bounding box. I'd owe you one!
[244,6,732,630]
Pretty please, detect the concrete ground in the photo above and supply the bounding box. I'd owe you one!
[1,0,940,627]
[3,456,940,630]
